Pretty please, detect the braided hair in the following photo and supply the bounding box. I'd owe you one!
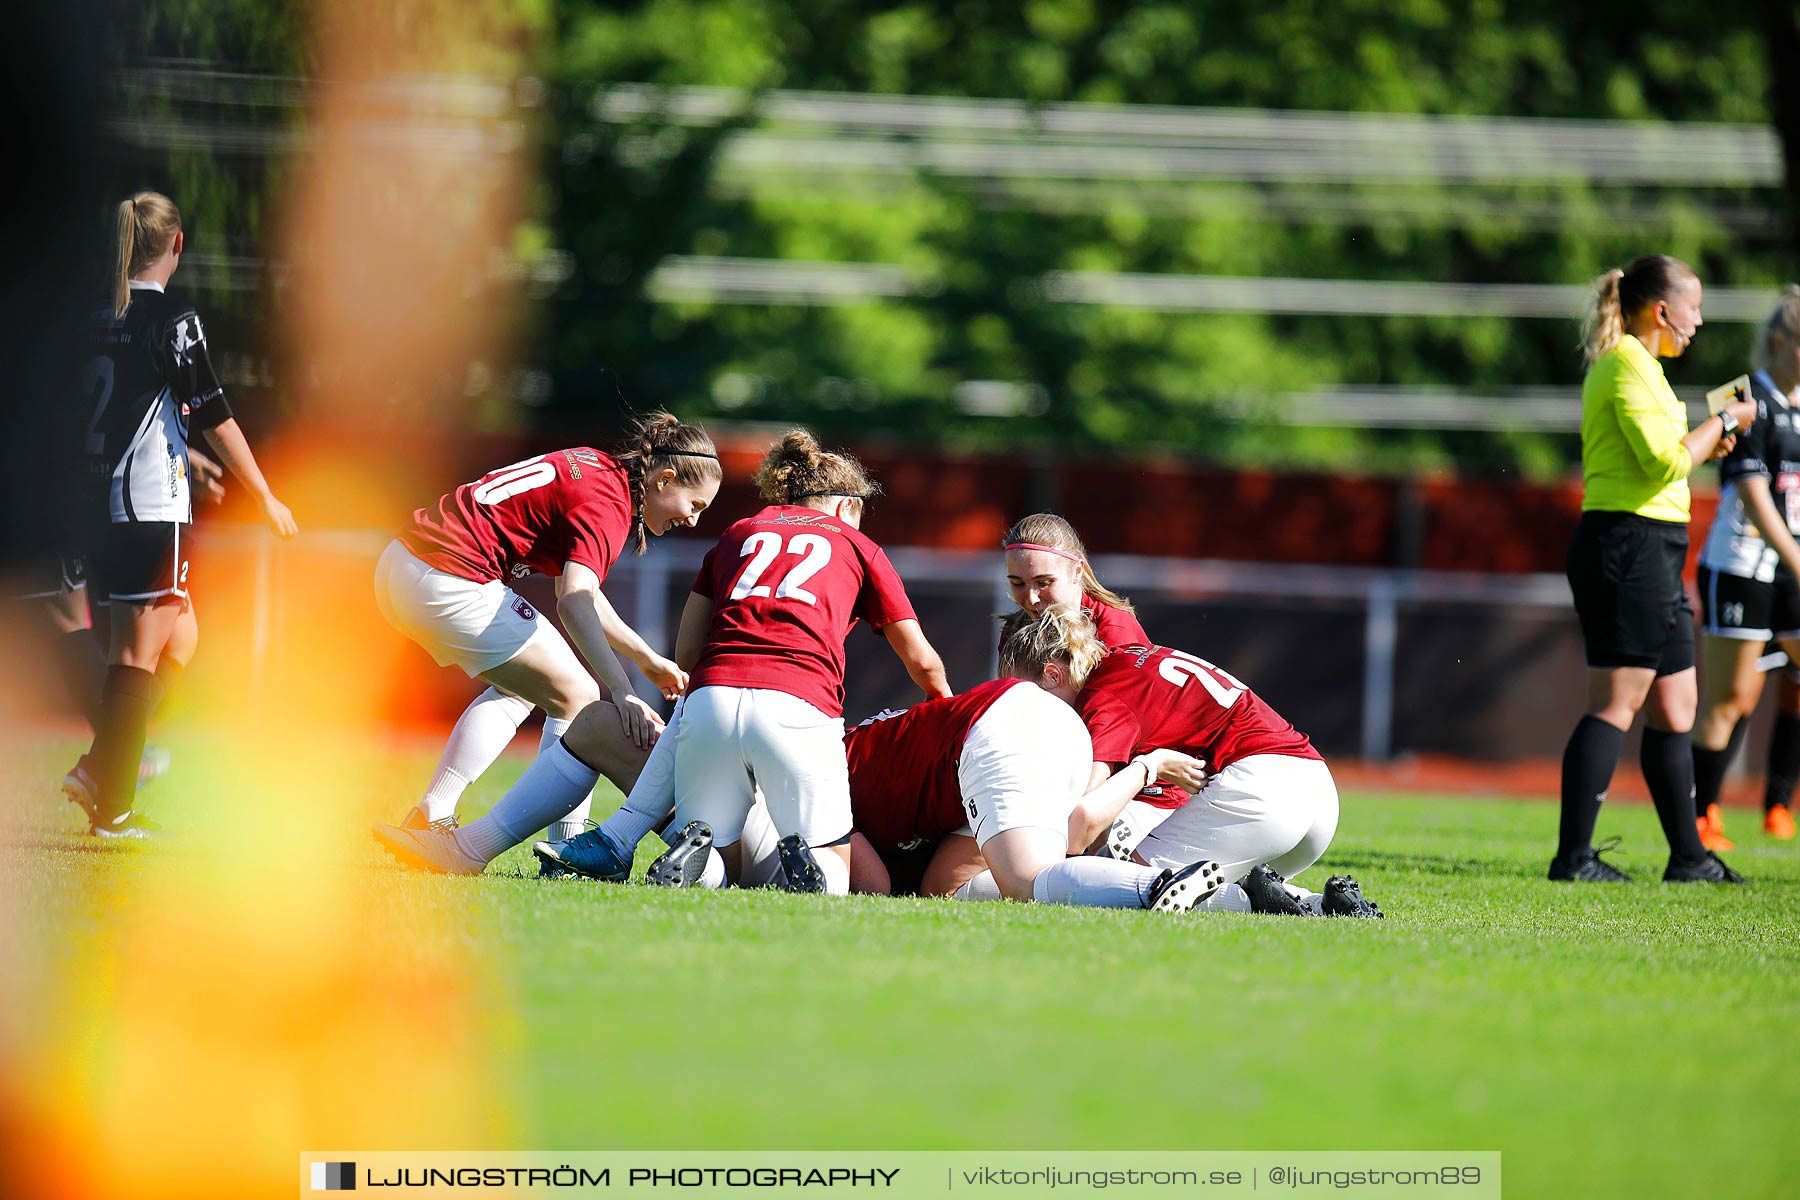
[615,411,721,555]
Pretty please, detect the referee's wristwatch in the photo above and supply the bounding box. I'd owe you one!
[1718,409,1741,436]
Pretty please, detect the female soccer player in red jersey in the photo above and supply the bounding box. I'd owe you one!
[66,191,297,837]
[999,512,1183,857]
[1000,512,1148,649]
[530,432,950,886]
[1006,604,1382,918]
[646,430,950,893]
[840,663,1224,912]
[371,413,719,874]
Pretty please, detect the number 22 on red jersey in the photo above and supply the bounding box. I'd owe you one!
[1157,648,1247,709]
[728,531,834,604]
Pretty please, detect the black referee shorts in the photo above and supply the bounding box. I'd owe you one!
[1566,511,1694,675]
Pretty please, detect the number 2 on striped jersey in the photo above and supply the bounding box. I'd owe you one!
[730,532,833,605]
[1158,649,1247,708]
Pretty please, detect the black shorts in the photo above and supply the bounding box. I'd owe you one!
[91,521,191,606]
[1566,511,1694,675]
[11,551,86,599]
[1697,566,1800,642]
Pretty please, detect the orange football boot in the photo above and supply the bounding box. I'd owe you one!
[1765,805,1796,840]
[1697,803,1735,853]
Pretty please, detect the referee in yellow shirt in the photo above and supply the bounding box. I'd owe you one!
[1556,254,1756,883]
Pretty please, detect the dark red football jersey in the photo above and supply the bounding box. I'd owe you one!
[996,593,1149,654]
[996,595,1176,806]
[1078,645,1319,774]
[846,677,1029,852]
[687,506,917,717]
[399,448,633,584]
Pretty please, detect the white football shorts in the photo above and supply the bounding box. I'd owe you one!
[951,682,1093,849]
[1134,753,1339,885]
[373,539,552,676]
[672,685,850,848]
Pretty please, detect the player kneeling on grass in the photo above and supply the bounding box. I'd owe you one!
[1008,605,1382,919]
[646,431,950,894]
[535,431,951,890]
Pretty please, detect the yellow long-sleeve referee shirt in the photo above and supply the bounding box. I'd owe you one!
[1580,334,1694,523]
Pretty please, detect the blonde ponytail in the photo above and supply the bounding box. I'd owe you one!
[111,191,182,318]
[1580,268,1625,366]
[1580,255,1697,367]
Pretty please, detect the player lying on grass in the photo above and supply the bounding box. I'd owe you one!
[999,512,1186,855]
[375,430,949,882]
[537,608,1231,913]
[371,414,718,875]
[541,672,1229,912]
[1000,604,1383,919]
[836,671,1229,912]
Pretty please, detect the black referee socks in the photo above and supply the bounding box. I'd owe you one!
[1691,720,1747,817]
[90,665,158,822]
[1641,728,1710,863]
[1557,714,1624,864]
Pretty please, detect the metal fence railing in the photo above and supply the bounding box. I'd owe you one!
[204,526,1584,762]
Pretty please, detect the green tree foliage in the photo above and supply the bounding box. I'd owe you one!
[536,0,1788,475]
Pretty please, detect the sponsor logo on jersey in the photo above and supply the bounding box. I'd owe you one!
[171,314,205,367]
[562,448,604,478]
[765,513,842,531]
[510,563,532,580]
[512,596,538,622]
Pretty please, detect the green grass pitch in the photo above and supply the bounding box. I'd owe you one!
[11,737,1799,1199]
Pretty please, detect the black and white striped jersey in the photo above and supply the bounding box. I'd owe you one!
[81,280,233,524]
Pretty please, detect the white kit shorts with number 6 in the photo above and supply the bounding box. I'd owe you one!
[373,539,554,676]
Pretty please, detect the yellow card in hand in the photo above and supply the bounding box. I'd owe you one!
[1707,374,1751,414]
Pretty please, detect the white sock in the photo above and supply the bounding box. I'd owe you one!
[816,849,850,897]
[455,742,599,864]
[735,801,784,888]
[699,849,727,890]
[596,697,682,851]
[951,870,1003,902]
[1031,856,1163,908]
[1194,883,1252,913]
[539,717,593,841]
[420,687,533,821]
